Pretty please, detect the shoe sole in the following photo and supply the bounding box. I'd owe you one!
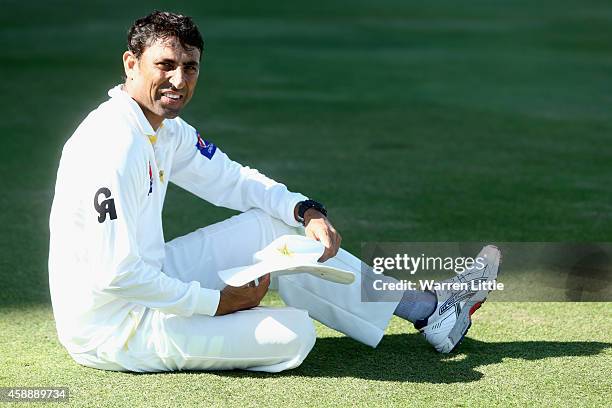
[447,300,482,352]
[444,245,501,353]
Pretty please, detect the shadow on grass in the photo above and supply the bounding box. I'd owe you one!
[210,334,611,383]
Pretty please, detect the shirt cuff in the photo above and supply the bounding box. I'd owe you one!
[194,287,221,316]
[283,193,309,227]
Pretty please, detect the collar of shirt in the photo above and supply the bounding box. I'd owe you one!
[107,84,167,145]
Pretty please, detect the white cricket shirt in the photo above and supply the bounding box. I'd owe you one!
[48,85,307,354]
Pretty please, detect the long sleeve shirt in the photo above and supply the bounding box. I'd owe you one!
[48,85,307,353]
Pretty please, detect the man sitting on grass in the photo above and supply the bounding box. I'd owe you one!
[49,10,500,372]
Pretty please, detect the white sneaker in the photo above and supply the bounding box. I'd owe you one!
[414,245,501,353]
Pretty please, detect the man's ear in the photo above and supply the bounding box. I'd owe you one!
[123,51,138,81]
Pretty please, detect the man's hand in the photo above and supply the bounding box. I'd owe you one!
[215,274,270,316]
[303,208,342,262]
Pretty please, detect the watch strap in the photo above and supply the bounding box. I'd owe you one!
[297,200,327,225]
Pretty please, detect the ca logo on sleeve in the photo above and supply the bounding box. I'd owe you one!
[94,187,117,223]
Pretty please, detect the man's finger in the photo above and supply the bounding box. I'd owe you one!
[319,230,332,248]
[316,230,333,261]
[256,274,271,296]
[325,227,340,257]
[318,241,336,262]
[259,273,271,287]
[331,229,340,252]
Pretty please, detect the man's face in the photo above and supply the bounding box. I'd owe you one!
[123,36,200,128]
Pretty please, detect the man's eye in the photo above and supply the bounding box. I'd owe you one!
[158,62,174,70]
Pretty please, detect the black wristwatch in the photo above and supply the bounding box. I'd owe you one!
[296,199,327,225]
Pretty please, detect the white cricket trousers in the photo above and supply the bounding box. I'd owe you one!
[71,209,398,373]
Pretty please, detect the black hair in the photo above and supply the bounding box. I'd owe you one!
[127,11,204,59]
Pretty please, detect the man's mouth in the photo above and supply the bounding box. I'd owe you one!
[160,92,184,105]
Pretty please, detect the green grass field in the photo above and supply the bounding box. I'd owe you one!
[1,0,611,406]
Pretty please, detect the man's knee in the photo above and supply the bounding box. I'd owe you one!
[258,308,316,371]
[291,309,317,358]
[258,308,316,356]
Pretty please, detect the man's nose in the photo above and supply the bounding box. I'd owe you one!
[169,67,186,89]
